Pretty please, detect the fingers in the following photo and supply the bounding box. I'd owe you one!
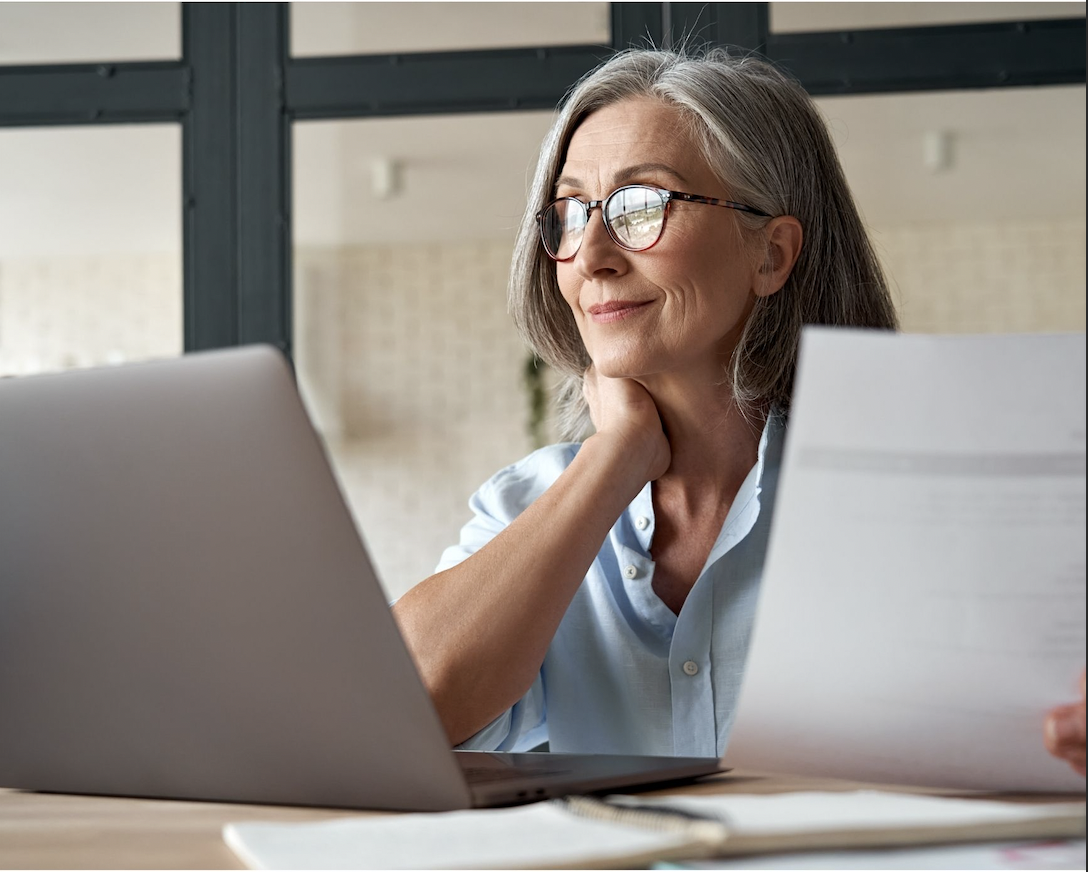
[1046,703,1086,746]
[1044,668,1086,776]
[581,365,600,431]
[579,364,671,481]
[581,364,597,399]
[581,364,657,432]
[1045,702,1087,777]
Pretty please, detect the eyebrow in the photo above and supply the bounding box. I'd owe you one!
[554,162,690,194]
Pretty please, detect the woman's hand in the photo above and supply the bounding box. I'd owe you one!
[583,365,671,482]
[1045,670,1086,776]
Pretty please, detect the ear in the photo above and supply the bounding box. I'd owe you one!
[755,216,803,298]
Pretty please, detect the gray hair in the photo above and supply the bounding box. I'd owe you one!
[508,48,898,439]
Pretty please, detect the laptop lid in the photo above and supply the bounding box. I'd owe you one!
[0,346,473,811]
[0,346,721,811]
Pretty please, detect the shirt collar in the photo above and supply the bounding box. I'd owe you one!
[626,408,785,558]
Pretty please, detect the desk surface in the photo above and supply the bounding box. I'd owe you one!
[0,771,1078,869]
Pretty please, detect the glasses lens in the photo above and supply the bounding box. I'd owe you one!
[606,187,666,251]
[541,199,586,260]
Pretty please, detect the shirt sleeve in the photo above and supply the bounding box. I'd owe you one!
[434,444,579,752]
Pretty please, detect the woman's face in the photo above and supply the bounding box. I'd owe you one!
[554,97,764,384]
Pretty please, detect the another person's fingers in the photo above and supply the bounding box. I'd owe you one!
[1046,704,1085,748]
[1045,704,1087,775]
[1051,744,1086,776]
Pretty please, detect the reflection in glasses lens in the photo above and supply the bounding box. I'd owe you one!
[542,199,586,261]
[539,186,669,261]
[607,187,665,251]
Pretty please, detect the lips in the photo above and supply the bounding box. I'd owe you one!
[586,299,653,324]
[587,300,651,315]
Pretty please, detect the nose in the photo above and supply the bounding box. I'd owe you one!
[572,204,627,281]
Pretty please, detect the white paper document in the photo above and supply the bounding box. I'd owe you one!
[224,802,716,870]
[223,790,1084,870]
[725,329,1086,792]
[669,838,1087,871]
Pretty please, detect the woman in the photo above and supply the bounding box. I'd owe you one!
[393,49,1086,775]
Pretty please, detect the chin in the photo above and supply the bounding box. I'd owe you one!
[591,351,665,381]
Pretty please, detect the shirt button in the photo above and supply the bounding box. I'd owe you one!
[635,516,650,530]
[623,564,638,579]
[682,660,699,676]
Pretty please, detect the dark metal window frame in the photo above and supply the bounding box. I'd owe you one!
[0,2,1084,358]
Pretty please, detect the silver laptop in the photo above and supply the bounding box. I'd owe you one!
[0,345,722,811]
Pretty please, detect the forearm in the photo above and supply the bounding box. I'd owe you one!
[393,433,650,745]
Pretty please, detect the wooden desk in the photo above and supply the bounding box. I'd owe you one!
[0,771,1078,869]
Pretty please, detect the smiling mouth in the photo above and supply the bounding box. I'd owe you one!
[586,300,653,324]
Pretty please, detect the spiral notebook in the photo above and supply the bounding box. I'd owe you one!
[223,790,1086,870]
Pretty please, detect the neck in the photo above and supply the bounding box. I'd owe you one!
[636,364,765,510]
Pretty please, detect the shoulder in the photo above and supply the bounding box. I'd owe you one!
[435,443,583,573]
[472,442,582,523]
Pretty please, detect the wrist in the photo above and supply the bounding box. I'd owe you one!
[579,430,659,495]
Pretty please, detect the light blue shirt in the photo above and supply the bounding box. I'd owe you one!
[435,413,785,758]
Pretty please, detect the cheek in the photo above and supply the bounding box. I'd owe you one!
[669,215,756,285]
[656,253,756,340]
[556,266,581,312]
[690,247,756,311]
[659,226,729,287]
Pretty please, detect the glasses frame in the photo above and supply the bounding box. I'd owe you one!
[536,184,773,262]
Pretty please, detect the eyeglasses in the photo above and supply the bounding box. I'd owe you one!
[537,184,772,262]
